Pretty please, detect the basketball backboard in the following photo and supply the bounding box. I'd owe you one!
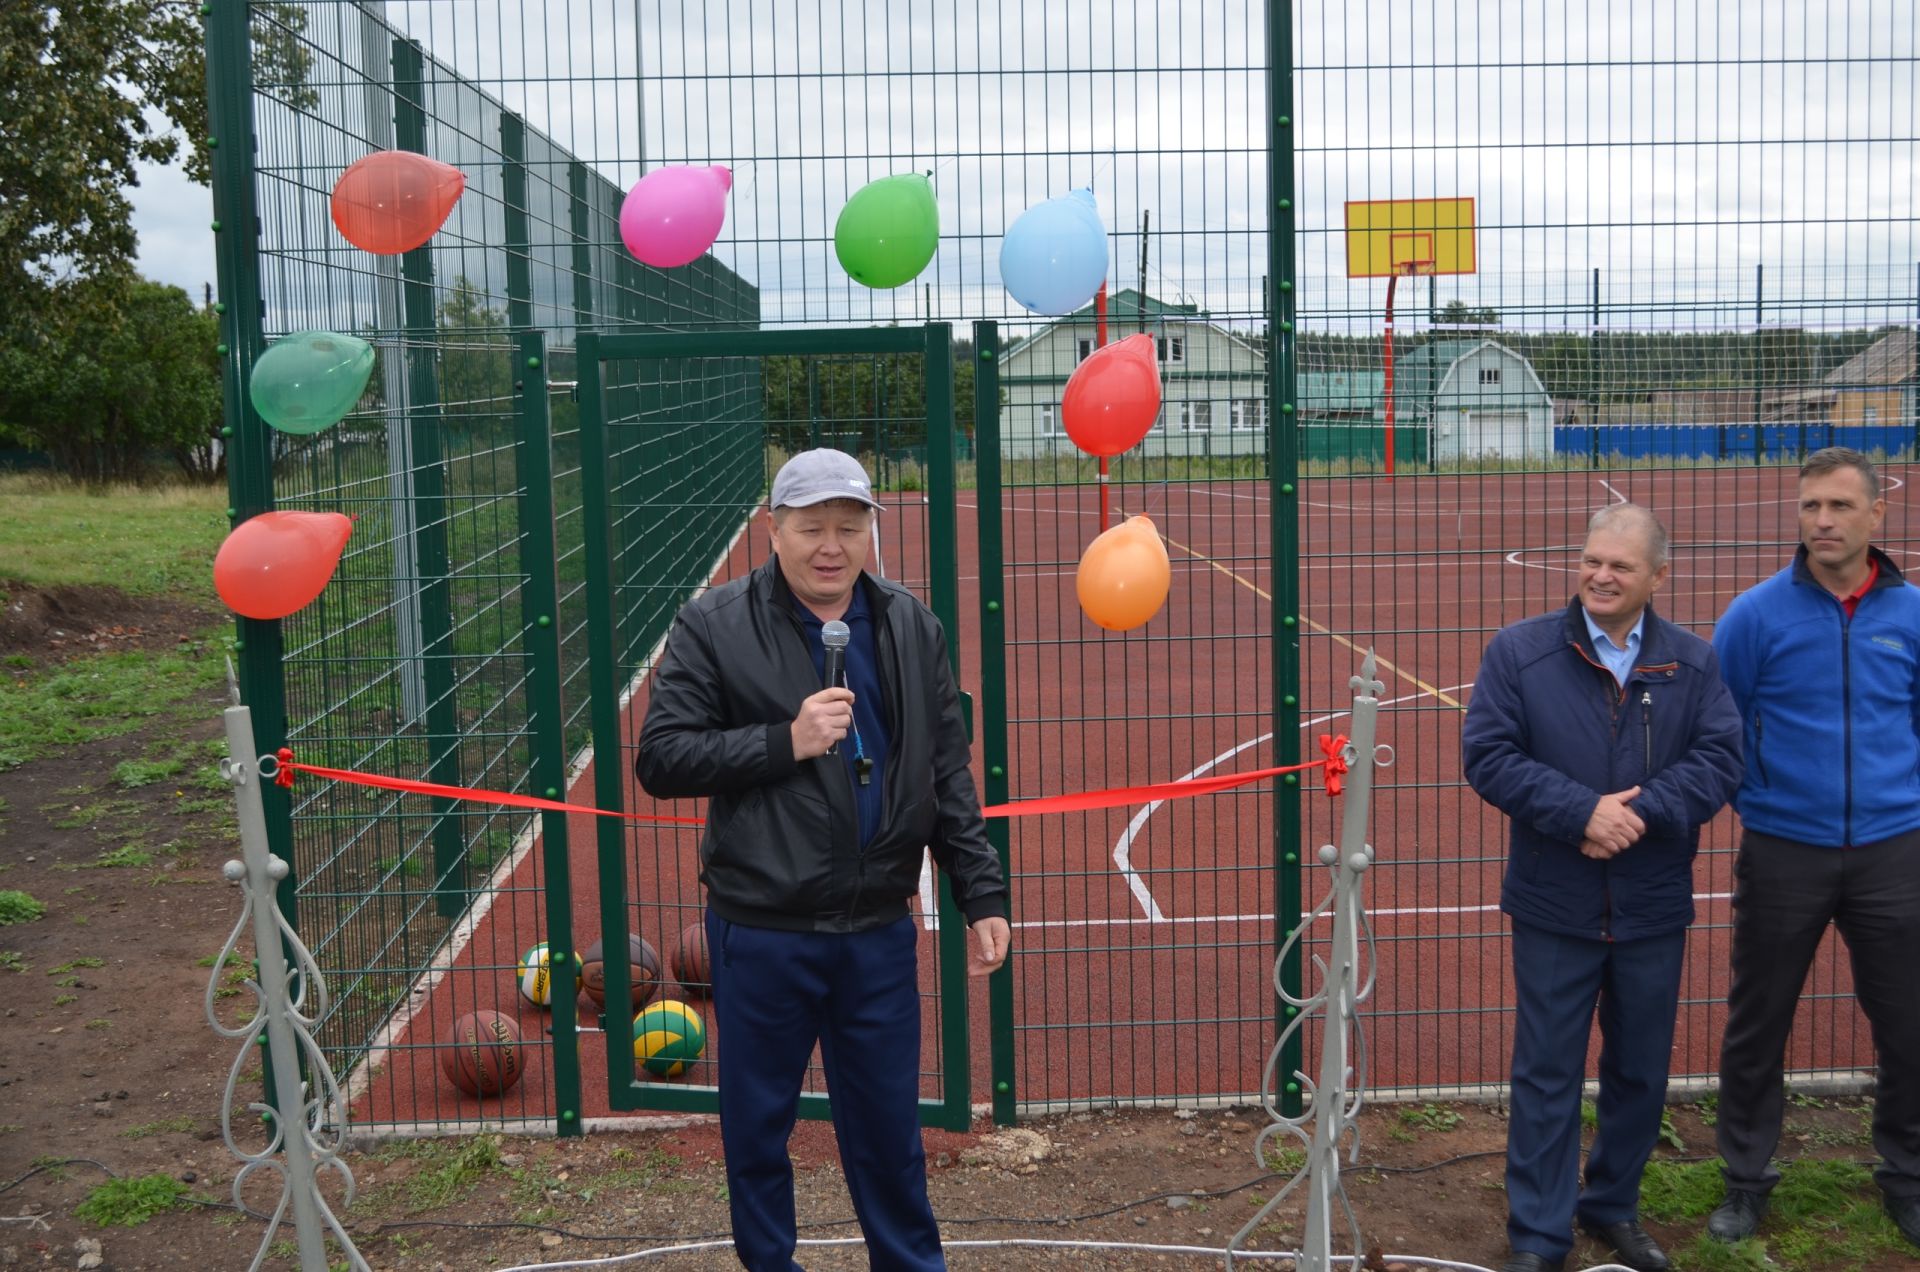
[1344,197,1476,277]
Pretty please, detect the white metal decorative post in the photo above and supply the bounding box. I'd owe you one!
[1229,651,1388,1271]
[209,699,369,1272]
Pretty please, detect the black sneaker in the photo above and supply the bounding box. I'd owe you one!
[1500,1254,1565,1272]
[1706,1188,1768,1242]
[1886,1194,1920,1249]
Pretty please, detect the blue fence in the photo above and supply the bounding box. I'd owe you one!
[1553,423,1917,462]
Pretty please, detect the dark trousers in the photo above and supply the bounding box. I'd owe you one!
[1507,920,1686,1260]
[1717,829,1920,1199]
[706,911,944,1272]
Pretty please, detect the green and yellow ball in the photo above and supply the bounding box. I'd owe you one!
[634,999,706,1078]
[518,943,580,1008]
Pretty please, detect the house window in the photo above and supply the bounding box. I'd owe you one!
[1178,401,1214,432]
[1076,337,1094,363]
[1231,399,1267,432]
[1479,367,1501,385]
[1040,403,1063,435]
[1157,335,1185,365]
[1864,405,1880,426]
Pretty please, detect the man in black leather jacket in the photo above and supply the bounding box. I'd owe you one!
[637,448,1010,1272]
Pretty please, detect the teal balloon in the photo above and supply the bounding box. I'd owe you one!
[1000,188,1108,315]
[834,174,940,289]
[249,331,375,435]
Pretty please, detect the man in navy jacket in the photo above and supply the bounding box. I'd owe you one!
[1464,503,1742,1272]
[1706,447,1920,1250]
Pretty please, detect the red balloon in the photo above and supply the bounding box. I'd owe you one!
[1061,333,1161,458]
[330,151,466,255]
[213,512,354,620]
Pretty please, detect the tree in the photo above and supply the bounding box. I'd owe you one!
[0,1,313,316]
[1437,300,1500,329]
[0,276,222,482]
[434,277,513,441]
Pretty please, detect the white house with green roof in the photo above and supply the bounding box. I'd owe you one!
[996,289,1267,459]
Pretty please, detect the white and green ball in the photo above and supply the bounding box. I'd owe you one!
[518,943,580,1008]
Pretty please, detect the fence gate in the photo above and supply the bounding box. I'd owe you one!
[565,324,979,1129]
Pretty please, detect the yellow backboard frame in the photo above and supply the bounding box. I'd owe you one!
[1344,198,1477,278]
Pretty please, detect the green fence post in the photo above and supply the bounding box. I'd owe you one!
[922,323,971,1132]
[514,333,584,1136]
[576,336,641,1092]
[393,38,466,917]
[973,322,1016,1126]
[1267,0,1306,1118]
[205,0,297,1126]
[502,112,533,334]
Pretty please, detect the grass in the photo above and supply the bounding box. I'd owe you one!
[373,1134,505,1212]
[0,890,47,924]
[1640,1157,1914,1271]
[113,757,184,788]
[73,1173,190,1227]
[1398,1103,1462,1133]
[48,957,105,973]
[0,641,227,772]
[120,1115,198,1140]
[0,951,25,972]
[0,474,228,598]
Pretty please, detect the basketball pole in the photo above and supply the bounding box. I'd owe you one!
[1380,263,1420,482]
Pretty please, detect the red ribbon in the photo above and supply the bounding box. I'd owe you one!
[268,735,1349,826]
[1318,733,1351,798]
[270,748,705,825]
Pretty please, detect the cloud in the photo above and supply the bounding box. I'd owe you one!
[128,0,1916,336]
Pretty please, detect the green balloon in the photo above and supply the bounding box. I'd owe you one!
[834,174,940,289]
[249,331,375,435]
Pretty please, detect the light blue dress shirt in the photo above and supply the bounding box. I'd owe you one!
[1582,608,1645,688]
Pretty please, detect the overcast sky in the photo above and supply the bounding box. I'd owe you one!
[132,0,1917,334]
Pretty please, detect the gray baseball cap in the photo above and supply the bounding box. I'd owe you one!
[769,448,884,511]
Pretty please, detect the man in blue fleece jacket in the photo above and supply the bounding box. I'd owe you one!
[1464,503,1743,1272]
[1707,447,1920,1250]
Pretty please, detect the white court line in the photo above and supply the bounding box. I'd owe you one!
[1599,480,1629,504]
[1112,685,1474,921]
[1012,892,1735,932]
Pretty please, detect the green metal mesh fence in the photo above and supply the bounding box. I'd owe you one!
[210,0,759,1127]
[211,0,1918,1132]
[1289,1,1918,1100]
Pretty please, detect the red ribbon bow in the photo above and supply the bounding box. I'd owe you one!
[1318,733,1350,797]
[273,747,297,788]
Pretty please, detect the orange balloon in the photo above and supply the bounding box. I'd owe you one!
[1076,515,1172,632]
[1061,333,1161,457]
[330,151,466,255]
[213,512,354,620]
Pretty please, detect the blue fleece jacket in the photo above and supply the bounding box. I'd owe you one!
[1463,600,1744,941]
[1712,546,1920,848]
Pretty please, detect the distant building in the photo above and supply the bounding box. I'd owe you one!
[997,289,1266,459]
[1381,339,1555,461]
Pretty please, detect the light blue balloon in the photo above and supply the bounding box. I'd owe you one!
[999,188,1109,315]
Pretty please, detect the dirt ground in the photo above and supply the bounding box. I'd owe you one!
[0,582,1904,1271]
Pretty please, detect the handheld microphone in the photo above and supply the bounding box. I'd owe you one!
[821,620,851,755]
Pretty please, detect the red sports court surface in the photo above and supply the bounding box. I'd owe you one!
[353,464,1904,1125]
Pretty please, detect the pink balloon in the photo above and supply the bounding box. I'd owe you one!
[619,165,732,268]
[213,511,353,620]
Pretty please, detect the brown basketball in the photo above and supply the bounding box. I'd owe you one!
[579,935,661,1011]
[441,1009,522,1096]
[670,922,711,998]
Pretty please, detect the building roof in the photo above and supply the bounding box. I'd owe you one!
[1825,329,1916,388]
[1000,288,1222,364]
[1390,339,1550,411]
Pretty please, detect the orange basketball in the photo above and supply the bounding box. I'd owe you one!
[670,922,712,998]
[441,1009,522,1096]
